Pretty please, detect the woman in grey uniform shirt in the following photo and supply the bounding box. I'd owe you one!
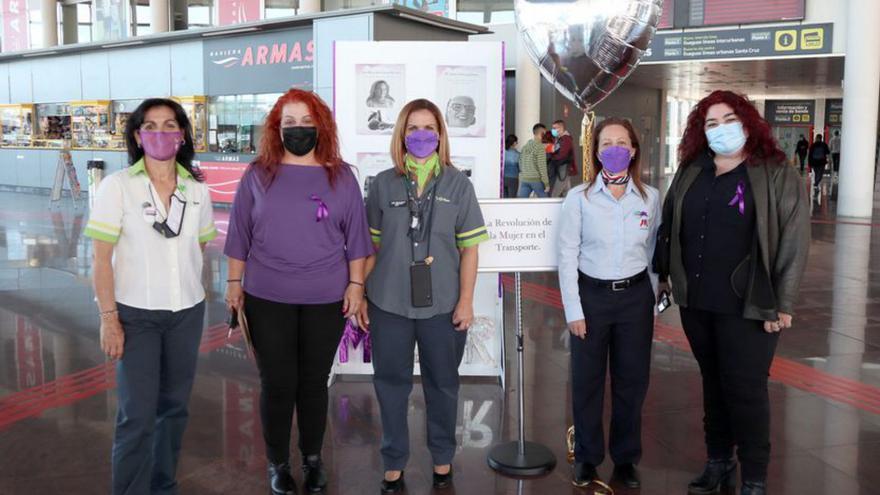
[357,98,489,493]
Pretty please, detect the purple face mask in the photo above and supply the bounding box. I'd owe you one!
[140,130,183,161]
[599,146,633,174]
[404,129,440,159]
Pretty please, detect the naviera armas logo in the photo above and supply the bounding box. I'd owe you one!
[209,39,315,69]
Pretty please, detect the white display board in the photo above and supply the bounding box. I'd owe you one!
[477,199,564,273]
[332,41,506,378]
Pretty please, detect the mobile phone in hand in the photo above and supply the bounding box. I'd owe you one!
[657,291,671,313]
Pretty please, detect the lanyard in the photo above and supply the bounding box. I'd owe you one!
[147,182,187,238]
[402,175,438,264]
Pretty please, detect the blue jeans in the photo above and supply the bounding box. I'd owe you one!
[112,301,205,495]
[517,181,547,198]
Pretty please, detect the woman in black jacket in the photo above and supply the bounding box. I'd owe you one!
[654,90,810,495]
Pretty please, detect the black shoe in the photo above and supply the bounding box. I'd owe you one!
[433,466,453,489]
[302,455,327,493]
[268,462,297,495]
[741,481,766,495]
[612,463,641,489]
[572,463,600,488]
[688,458,737,494]
[380,471,405,493]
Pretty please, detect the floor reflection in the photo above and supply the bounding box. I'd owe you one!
[0,186,879,494]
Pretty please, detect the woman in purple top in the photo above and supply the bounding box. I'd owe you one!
[224,89,373,495]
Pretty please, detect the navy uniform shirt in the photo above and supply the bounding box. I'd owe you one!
[366,165,489,319]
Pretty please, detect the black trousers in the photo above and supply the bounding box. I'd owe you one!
[244,293,345,463]
[797,153,806,172]
[832,152,841,172]
[679,307,779,482]
[810,159,826,189]
[571,274,655,466]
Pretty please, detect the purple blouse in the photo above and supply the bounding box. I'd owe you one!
[224,163,374,304]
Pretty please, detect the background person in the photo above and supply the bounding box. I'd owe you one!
[358,98,489,493]
[504,134,520,198]
[654,90,809,495]
[86,98,218,495]
[808,134,831,194]
[224,89,373,495]
[558,117,660,490]
[518,123,550,198]
[550,119,575,196]
[829,129,841,174]
[795,134,809,173]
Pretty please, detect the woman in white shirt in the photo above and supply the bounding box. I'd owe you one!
[557,117,661,490]
[85,98,217,495]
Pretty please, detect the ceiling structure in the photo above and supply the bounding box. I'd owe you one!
[629,55,846,100]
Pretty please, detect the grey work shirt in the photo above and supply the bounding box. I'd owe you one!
[366,166,489,319]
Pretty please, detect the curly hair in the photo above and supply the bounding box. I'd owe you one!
[253,89,344,187]
[678,90,786,167]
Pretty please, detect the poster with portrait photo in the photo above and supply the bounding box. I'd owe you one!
[356,64,405,136]
[451,156,476,180]
[437,65,487,138]
[356,152,395,199]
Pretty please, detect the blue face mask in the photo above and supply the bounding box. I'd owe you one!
[705,122,746,156]
[551,128,560,138]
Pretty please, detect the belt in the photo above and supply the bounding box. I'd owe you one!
[579,270,648,292]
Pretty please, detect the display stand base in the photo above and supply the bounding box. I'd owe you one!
[487,441,557,477]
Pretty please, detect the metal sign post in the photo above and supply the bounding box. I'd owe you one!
[477,198,564,477]
[486,271,557,476]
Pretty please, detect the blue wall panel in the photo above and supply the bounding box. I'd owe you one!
[32,57,82,102]
[108,46,172,100]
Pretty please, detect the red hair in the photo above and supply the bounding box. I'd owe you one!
[253,89,344,187]
[678,90,786,167]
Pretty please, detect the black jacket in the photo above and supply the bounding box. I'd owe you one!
[653,154,810,321]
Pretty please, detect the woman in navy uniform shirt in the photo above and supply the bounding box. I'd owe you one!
[558,117,661,490]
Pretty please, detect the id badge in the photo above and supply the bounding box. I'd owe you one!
[410,261,433,308]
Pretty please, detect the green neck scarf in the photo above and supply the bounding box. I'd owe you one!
[405,153,441,190]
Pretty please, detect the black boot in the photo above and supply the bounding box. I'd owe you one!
[741,481,766,495]
[302,455,327,493]
[268,462,297,495]
[688,458,737,494]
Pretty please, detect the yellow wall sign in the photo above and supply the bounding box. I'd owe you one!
[775,30,797,51]
[801,28,825,50]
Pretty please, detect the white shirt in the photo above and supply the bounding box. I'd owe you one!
[84,159,218,312]
[557,179,661,323]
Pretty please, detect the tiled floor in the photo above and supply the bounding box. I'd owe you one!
[2,175,880,494]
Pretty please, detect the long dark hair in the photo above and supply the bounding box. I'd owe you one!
[586,117,647,200]
[124,98,203,182]
[679,90,786,167]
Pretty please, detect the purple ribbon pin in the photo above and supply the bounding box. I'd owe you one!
[728,180,745,215]
[310,194,329,222]
[338,319,371,363]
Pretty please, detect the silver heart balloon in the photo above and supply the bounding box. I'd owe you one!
[516,0,663,111]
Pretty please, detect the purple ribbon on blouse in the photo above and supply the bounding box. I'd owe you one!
[728,180,745,215]
[338,319,371,363]
[310,194,329,222]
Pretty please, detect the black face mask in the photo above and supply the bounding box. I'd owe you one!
[282,126,318,156]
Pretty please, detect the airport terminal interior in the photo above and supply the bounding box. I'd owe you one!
[1,0,880,494]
